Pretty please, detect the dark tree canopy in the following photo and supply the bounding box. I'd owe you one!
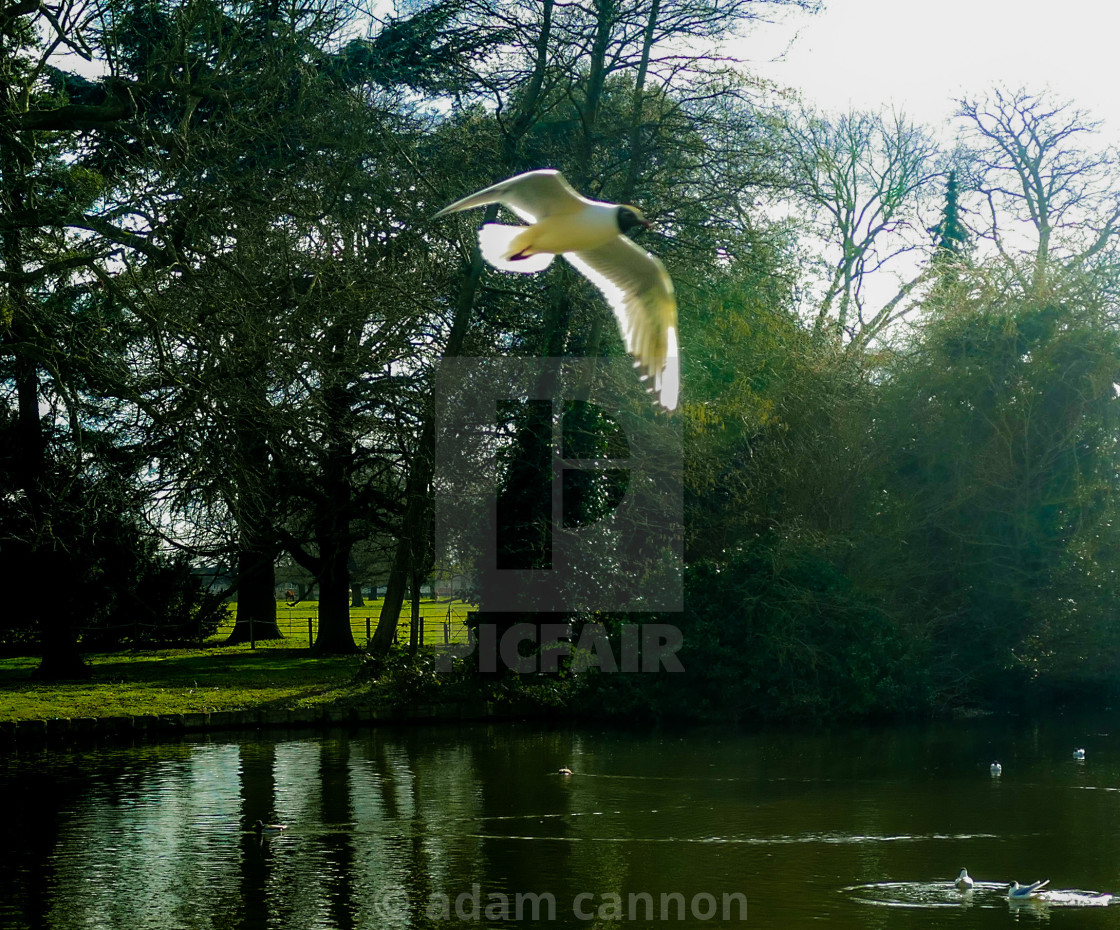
[4,0,1120,716]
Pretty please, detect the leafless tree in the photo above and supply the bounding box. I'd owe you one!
[768,105,943,350]
[957,87,1120,294]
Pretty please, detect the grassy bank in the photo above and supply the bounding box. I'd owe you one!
[0,646,366,722]
[0,599,478,723]
[0,646,579,727]
[0,598,582,725]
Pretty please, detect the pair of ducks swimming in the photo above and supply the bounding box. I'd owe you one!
[956,869,1049,899]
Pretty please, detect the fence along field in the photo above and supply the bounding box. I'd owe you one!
[210,599,474,648]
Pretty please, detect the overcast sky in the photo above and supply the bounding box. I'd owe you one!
[744,0,1120,139]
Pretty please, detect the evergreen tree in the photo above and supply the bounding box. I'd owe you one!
[931,169,970,263]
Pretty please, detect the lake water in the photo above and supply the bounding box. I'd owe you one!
[2,714,1119,929]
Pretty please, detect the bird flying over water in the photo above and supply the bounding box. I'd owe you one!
[434,169,679,410]
[1073,748,1086,760]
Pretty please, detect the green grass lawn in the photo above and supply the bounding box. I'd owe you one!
[210,598,473,648]
[0,647,365,722]
[0,599,475,723]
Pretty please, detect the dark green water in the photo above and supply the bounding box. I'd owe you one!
[2,715,1120,929]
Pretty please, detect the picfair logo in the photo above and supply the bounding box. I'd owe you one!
[435,357,683,613]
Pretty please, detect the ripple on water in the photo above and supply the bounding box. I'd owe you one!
[464,830,1001,845]
[842,881,1113,910]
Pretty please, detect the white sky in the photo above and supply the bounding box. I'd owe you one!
[745,0,1120,140]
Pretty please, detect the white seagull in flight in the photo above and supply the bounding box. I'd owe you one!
[434,169,679,410]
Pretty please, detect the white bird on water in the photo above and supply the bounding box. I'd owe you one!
[1008,879,1049,900]
[1073,748,1086,760]
[434,169,679,410]
[990,761,1002,776]
[955,868,974,890]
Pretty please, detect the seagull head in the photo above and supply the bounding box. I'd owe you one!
[617,205,651,233]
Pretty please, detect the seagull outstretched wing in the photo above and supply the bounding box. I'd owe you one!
[434,170,587,224]
[565,239,678,410]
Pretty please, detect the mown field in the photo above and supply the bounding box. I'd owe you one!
[216,598,473,647]
[0,599,475,722]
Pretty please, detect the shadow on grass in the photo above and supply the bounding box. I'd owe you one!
[0,647,366,721]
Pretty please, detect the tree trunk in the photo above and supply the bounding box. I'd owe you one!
[313,534,356,653]
[32,637,92,680]
[500,0,554,166]
[372,524,413,653]
[225,415,281,644]
[622,0,660,200]
[409,571,421,653]
[312,382,357,654]
[225,528,282,644]
[2,138,90,680]
[348,555,364,606]
[577,0,615,183]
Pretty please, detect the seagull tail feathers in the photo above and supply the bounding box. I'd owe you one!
[477,224,555,273]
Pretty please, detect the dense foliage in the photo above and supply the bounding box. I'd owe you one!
[3,0,1120,720]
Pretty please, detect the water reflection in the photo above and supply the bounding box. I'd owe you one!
[2,717,1120,928]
